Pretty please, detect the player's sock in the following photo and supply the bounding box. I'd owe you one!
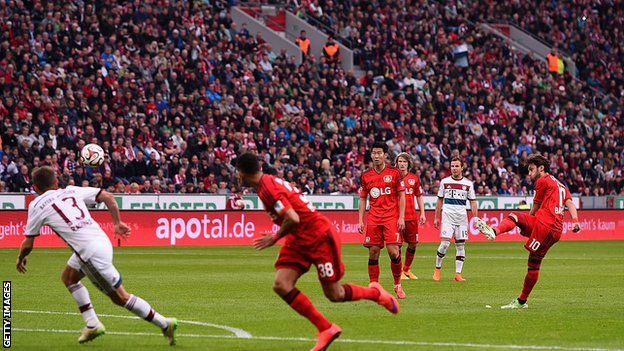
[403,247,416,272]
[124,294,167,329]
[283,288,332,332]
[455,242,465,274]
[497,216,518,234]
[68,282,100,327]
[368,259,380,283]
[435,241,450,268]
[390,255,403,285]
[519,253,542,301]
[342,283,380,301]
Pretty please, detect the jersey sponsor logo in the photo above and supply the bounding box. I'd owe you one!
[369,187,392,198]
[383,176,392,183]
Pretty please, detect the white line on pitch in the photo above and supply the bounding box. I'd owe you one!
[14,310,252,338]
[12,327,622,351]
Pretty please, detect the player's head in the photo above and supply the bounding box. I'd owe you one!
[32,166,58,194]
[450,156,464,179]
[527,153,549,181]
[370,141,388,167]
[394,152,413,173]
[236,153,261,187]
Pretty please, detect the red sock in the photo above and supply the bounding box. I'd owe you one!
[342,283,380,301]
[497,217,517,234]
[284,288,332,332]
[403,247,416,272]
[368,259,379,283]
[390,257,402,285]
[519,269,540,301]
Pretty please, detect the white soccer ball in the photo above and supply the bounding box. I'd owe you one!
[80,143,105,167]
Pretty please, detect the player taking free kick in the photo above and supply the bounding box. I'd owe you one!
[237,153,399,351]
[16,166,178,345]
[475,153,581,309]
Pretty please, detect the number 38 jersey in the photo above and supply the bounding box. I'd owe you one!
[533,174,572,232]
[257,174,332,246]
[359,165,404,224]
[25,186,110,261]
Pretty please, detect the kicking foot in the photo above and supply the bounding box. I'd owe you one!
[369,282,400,314]
[162,318,179,346]
[78,322,105,344]
[474,218,496,240]
[310,323,341,351]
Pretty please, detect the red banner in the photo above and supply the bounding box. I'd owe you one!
[0,210,622,248]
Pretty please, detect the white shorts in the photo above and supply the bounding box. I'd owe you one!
[440,223,468,241]
[67,244,121,295]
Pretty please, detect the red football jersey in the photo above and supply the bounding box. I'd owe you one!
[359,165,405,224]
[257,174,332,245]
[400,172,423,221]
[533,174,572,231]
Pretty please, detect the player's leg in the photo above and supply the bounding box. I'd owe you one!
[503,223,559,309]
[63,255,106,344]
[477,212,533,240]
[401,221,418,279]
[319,228,400,314]
[80,245,177,345]
[454,225,468,282]
[365,224,383,283]
[387,243,406,298]
[434,223,452,281]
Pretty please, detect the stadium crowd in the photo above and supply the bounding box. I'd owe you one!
[0,0,622,198]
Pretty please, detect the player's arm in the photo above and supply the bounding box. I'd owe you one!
[16,236,35,273]
[96,190,131,239]
[398,190,406,231]
[434,197,443,229]
[530,201,541,216]
[358,195,367,234]
[254,208,300,250]
[416,195,426,225]
[469,199,478,218]
[565,199,581,232]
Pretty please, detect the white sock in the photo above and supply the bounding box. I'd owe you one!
[124,294,168,329]
[456,242,466,273]
[68,282,100,327]
[436,241,450,268]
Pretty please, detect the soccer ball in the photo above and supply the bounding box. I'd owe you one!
[80,143,105,167]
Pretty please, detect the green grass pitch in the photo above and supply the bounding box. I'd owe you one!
[1,241,623,350]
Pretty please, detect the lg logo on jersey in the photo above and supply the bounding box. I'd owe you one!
[369,187,392,198]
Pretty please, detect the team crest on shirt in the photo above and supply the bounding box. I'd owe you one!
[383,176,392,182]
[408,179,415,185]
[462,186,467,190]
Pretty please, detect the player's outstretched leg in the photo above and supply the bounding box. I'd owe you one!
[474,218,496,240]
[110,286,177,345]
[368,282,400,314]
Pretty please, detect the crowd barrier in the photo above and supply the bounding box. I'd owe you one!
[0,210,620,248]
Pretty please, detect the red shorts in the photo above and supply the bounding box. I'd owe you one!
[402,220,419,244]
[516,213,561,258]
[364,221,401,247]
[275,228,345,283]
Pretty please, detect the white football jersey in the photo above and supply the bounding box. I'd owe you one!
[437,176,476,225]
[25,186,111,261]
